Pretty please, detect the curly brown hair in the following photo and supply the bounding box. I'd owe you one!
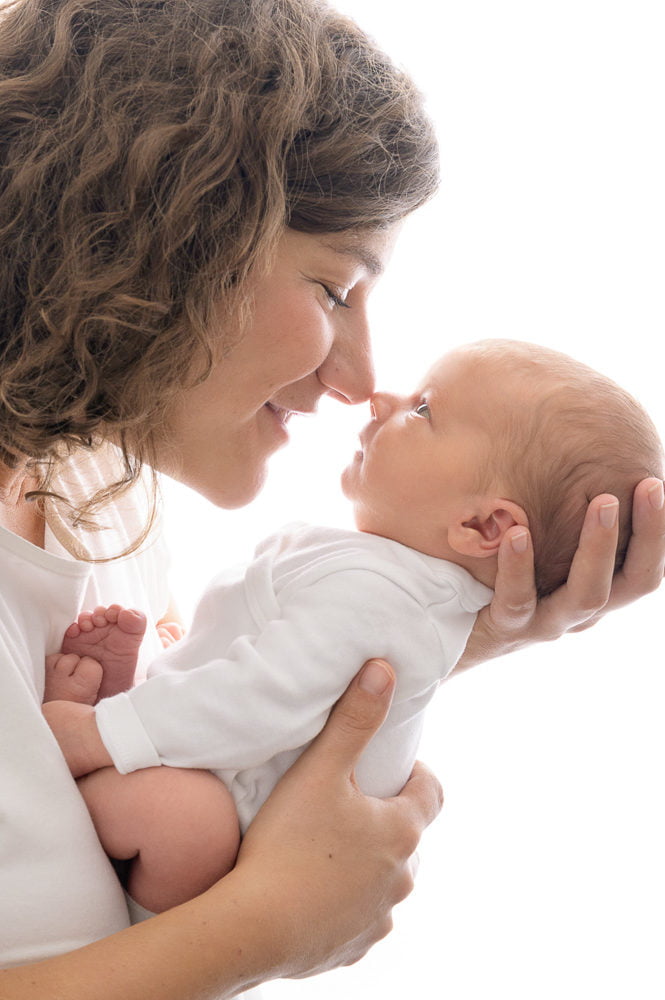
[0,0,438,534]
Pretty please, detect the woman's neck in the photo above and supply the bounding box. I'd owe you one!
[0,463,46,548]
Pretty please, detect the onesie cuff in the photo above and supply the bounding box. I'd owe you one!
[95,693,161,774]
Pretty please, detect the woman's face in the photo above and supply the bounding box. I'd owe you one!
[160,226,399,507]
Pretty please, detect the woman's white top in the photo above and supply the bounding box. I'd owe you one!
[0,446,168,968]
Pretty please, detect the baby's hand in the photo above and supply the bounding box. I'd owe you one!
[43,701,113,778]
[157,620,186,649]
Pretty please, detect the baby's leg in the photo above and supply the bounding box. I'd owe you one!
[61,604,147,700]
[78,766,240,913]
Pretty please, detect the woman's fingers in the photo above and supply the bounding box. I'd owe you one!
[607,478,665,607]
[569,479,665,633]
[391,760,444,836]
[456,526,536,668]
[489,525,537,633]
[307,659,396,778]
[543,494,620,634]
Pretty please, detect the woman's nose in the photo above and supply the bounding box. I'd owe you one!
[317,316,375,405]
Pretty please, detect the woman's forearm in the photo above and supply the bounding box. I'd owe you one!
[0,880,272,1000]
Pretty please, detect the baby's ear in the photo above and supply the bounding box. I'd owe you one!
[448,499,528,558]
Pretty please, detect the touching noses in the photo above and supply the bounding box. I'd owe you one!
[370,392,400,422]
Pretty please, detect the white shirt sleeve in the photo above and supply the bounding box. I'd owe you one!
[94,566,443,775]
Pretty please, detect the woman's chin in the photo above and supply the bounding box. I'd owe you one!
[196,465,268,510]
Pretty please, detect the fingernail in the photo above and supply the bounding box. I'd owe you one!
[599,500,619,529]
[358,660,392,695]
[648,480,664,510]
[511,530,528,554]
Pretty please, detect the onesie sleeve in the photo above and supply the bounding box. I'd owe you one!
[94,567,439,775]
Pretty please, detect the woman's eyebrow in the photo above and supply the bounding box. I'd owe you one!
[323,240,385,277]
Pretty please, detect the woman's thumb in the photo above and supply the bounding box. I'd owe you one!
[313,660,396,775]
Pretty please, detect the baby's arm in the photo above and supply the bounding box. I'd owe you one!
[71,568,443,803]
[44,700,113,775]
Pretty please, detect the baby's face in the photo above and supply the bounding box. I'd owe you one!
[342,345,517,556]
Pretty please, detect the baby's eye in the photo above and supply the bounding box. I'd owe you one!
[413,401,431,419]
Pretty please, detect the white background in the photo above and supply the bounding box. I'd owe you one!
[162,2,665,997]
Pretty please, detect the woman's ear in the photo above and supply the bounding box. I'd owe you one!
[448,499,528,558]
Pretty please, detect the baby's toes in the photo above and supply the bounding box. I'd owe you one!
[117,607,148,637]
[76,611,96,633]
[91,605,113,628]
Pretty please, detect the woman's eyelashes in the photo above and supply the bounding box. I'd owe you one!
[320,283,351,309]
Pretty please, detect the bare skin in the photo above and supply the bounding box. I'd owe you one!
[44,607,241,913]
[44,605,147,704]
[0,468,45,547]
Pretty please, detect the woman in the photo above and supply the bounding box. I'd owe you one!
[0,0,662,997]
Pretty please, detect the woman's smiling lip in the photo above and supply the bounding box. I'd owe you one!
[263,401,319,440]
[264,400,319,423]
[264,401,294,425]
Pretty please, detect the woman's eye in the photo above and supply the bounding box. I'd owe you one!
[321,284,351,309]
[413,401,431,418]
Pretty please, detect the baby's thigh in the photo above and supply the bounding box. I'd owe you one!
[77,766,239,865]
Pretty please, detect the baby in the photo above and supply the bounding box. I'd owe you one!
[44,339,664,919]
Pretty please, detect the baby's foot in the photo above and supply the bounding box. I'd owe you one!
[44,652,103,705]
[61,604,147,701]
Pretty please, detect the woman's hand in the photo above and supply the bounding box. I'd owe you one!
[457,478,665,671]
[228,658,443,980]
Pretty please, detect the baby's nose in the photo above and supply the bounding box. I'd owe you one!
[370,392,398,422]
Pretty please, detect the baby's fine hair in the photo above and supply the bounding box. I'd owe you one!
[476,341,664,598]
[0,0,438,521]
